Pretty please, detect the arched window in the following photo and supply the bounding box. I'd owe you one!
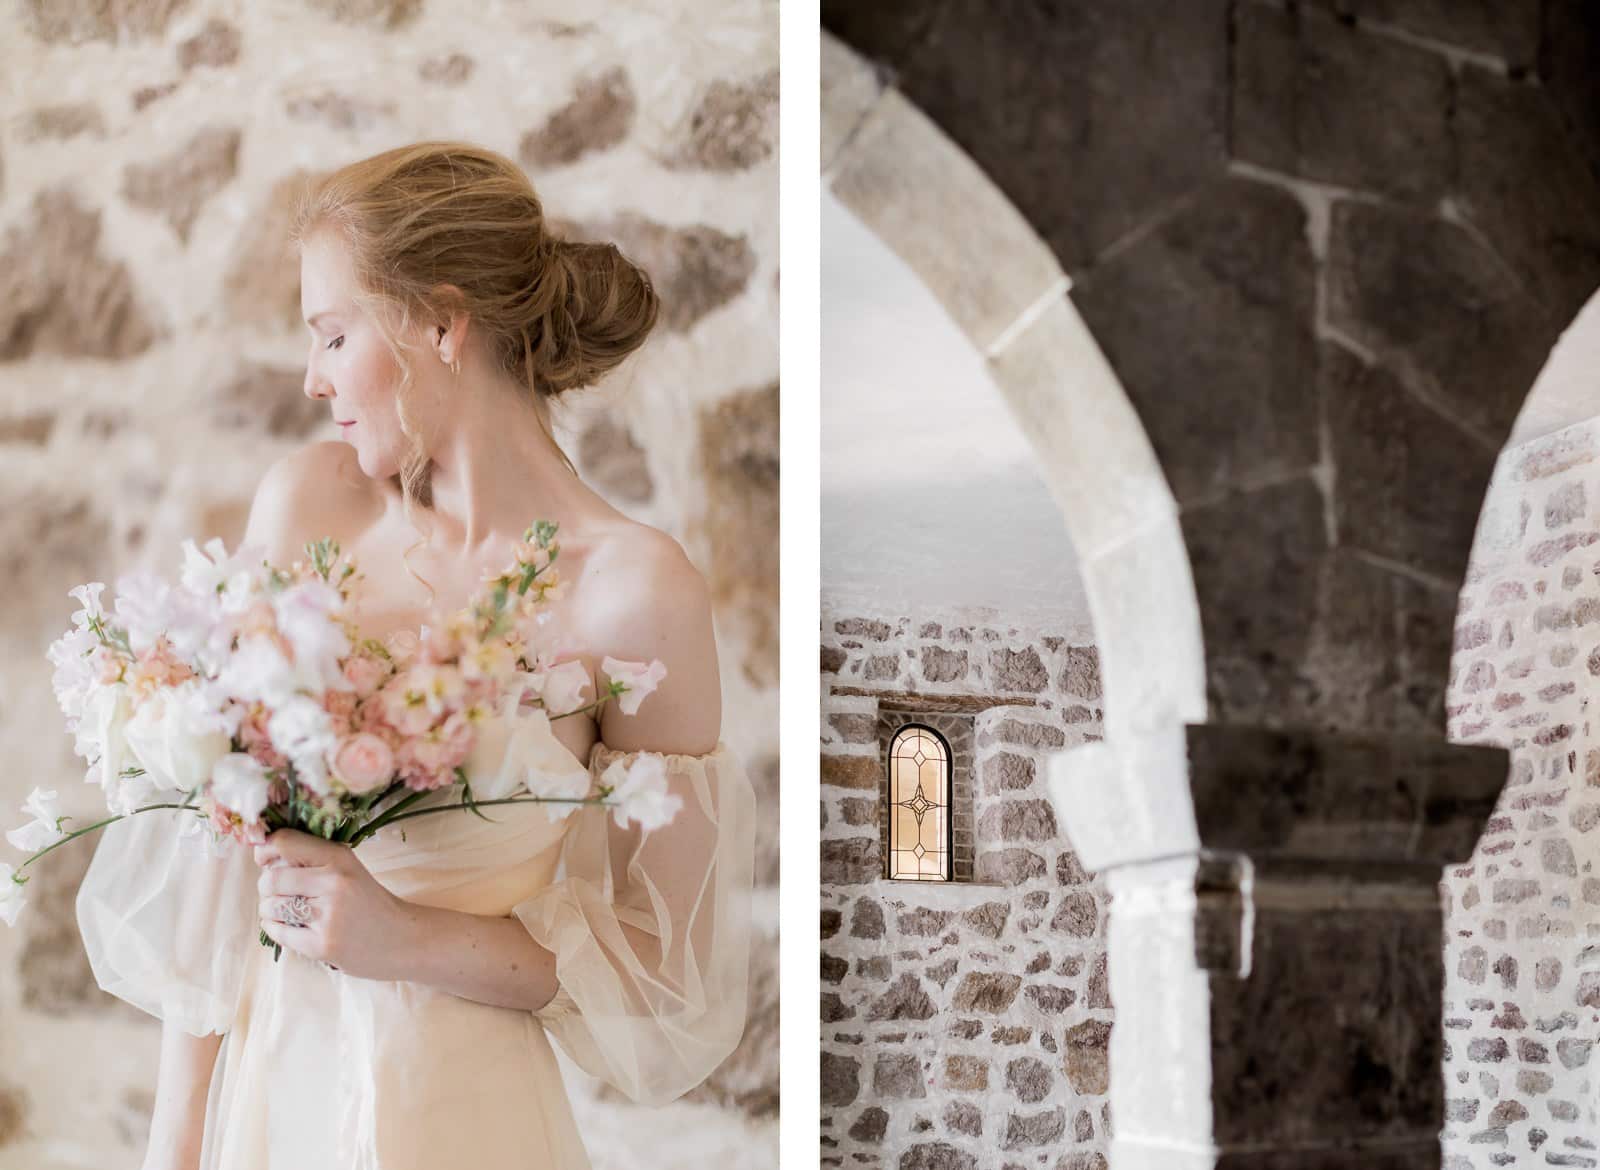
[887,724,952,881]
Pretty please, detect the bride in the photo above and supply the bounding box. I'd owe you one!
[73,142,756,1170]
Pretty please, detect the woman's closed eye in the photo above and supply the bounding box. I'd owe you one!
[326,336,344,351]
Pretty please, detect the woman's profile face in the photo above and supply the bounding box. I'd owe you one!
[300,231,418,480]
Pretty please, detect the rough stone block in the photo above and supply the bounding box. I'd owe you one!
[889,0,1229,271]
[1208,905,1444,1145]
[1233,4,1453,202]
[1326,201,1557,440]
[1454,65,1600,320]
[1073,178,1318,505]
[822,836,881,884]
[1322,342,1492,583]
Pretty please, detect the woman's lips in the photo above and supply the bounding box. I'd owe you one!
[337,421,355,429]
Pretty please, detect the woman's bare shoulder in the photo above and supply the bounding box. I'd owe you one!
[242,440,384,564]
[575,518,722,753]
[569,518,713,655]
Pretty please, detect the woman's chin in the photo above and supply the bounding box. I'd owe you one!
[352,445,390,480]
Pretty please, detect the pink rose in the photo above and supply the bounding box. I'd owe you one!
[342,653,389,699]
[330,732,395,795]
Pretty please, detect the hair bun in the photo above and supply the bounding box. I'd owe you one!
[530,236,659,396]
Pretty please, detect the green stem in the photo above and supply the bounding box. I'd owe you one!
[339,787,438,843]
[547,690,619,723]
[345,793,607,844]
[16,802,199,871]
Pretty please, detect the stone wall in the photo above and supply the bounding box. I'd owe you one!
[1442,419,1600,1168]
[821,605,1112,1170]
[0,3,777,1168]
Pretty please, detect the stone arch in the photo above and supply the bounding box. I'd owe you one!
[824,29,1207,858]
[824,4,1600,1166]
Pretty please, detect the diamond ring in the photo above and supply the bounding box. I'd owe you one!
[283,894,314,927]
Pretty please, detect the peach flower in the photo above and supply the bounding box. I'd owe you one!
[341,653,390,699]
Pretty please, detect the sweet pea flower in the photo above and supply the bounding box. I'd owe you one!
[601,657,668,716]
[69,582,107,623]
[0,864,26,928]
[215,634,300,709]
[603,755,682,832]
[111,569,177,654]
[266,695,340,796]
[5,788,67,852]
[537,660,591,716]
[466,706,585,803]
[271,581,353,694]
[210,754,273,824]
[179,537,265,613]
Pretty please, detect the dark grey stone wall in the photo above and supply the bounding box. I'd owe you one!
[824,0,1600,741]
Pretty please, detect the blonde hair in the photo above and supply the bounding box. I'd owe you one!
[288,141,659,595]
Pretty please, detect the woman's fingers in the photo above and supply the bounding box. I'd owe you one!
[258,894,319,926]
[258,865,333,897]
[253,829,346,870]
[260,916,315,958]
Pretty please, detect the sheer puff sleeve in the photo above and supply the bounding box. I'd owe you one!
[513,742,757,1106]
[75,808,261,1038]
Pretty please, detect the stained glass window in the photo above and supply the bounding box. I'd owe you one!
[887,725,951,881]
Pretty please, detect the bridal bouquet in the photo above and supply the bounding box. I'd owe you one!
[2,521,679,958]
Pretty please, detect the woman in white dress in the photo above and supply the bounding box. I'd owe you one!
[73,141,756,1170]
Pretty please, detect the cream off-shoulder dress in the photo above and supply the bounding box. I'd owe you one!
[75,706,756,1170]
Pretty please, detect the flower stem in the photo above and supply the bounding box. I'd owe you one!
[348,794,607,839]
[16,802,199,870]
[339,788,442,845]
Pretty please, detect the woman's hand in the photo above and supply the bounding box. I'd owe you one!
[254,829,426,981]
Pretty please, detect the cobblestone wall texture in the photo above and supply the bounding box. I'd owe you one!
[0,3,777,1167]
[1443,419,1600,1168]
[821,605,1112,1170]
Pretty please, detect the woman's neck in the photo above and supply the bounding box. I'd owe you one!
[412,375,584,557]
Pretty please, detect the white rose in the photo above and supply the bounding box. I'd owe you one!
[124,681,231,796]
[466,706,589,807]
[211,753,273,824]
[5,788,67,852]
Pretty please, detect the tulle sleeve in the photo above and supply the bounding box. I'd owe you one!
[75,807,261,1037]
[513,742,757,1105]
